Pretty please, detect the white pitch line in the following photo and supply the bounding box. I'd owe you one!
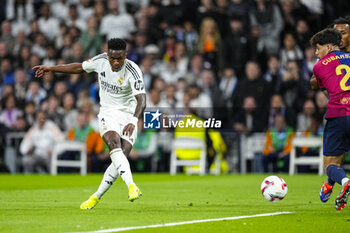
[72,211,293,233]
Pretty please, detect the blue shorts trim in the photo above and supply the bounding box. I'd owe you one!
[323,116,350,156]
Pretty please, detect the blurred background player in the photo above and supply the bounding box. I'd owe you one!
[32,38,146,209]
[310,28,350,210]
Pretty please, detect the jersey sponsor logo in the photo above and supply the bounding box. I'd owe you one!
[134,80,144,91]
[100,80,123,94]
[144,110,161,129]
[340,97,350,104]
[117,77,124,85]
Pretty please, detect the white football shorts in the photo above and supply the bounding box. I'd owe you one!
[98,108,137,145]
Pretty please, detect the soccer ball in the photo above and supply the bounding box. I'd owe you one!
[261,176,288,202]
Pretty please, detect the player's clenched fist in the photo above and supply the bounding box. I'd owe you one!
[32,65,51,78]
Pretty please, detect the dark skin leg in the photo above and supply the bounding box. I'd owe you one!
[102,130,133,157]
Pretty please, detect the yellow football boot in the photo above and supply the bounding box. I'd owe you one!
[128,184,142,202]
[80,195,100,210]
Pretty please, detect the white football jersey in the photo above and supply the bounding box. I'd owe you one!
[82,53,146,114]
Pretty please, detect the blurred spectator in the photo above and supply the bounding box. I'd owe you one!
[165,84,177,110]
[1,21,14,49]
[12,30,31,57]
[223,15,250,77]
[26,80,47,107]
[37,3,60,41]
[62,92,78,131]
[301,45,317,80]
[66,41,84,63]
[51,0,70,21]
[297,99,316,133]
[232,61,271,108]
[174,42,189,75]
[227,0,252,29]
[219,67,239,103]
[185,54,204,85]
[314,90,328,124]
[279,32,304,69]
[53,80,68,102]
[175,77,187,103]
[67,73,88,98]
[41,72,55,94]
[262,114,295,173]
[1,58,15,85]
[295,19,312,50]
[280,0,309,30]
[160,29,177,63]
[66,110,107,172]
[6,0,35,35]
[160,57,183,84]
[279,60,309,111]
[42,93,65,131]
[187,84,213,118]
[267,94,297,130]
[13,69,28,108]
[78,97,98,128]
[180,21,199,57]
[100,0,136,39]
[197,69,223,109]
[0,41,11,61]
[42,44,57,67]
[146,88,170,111]
[66,4,87,31]
[156,0,184,30]
[16,45,31,71]
[0,84,14,100]
[233,96,267,135]
[23,100,36,126]
[249,0,283,55]
[78,0,95,21]
[263,55,283,94]
[20,111,64,174]
[31,32,47,58]
[140,56,156,92]
[93,1,107,25]
[0,94,22,130]
[80,16,103,58]
[197,17,223,73]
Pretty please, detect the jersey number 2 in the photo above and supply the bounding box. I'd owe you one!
[337,64,350,91]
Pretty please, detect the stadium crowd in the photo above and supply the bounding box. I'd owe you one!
[1,0,350,174]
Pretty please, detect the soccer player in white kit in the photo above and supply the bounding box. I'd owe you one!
[33,38,146,209]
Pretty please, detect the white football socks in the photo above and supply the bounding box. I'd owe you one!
[341,177,350,186]
[94,163,119,199]
[110,148,134,187]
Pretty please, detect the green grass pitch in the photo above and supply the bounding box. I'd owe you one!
[0,174,350,233]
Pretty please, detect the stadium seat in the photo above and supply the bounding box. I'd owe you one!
[170,137,207,175]
[289,136,323,175]
[240,133,266,174]
[4,132,26,174]
[51,140,87,175]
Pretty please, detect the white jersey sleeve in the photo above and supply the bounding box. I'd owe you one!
[82,53,108,73]
[125,61,146,96]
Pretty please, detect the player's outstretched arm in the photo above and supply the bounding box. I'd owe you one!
[32,63,85,78]
[123,94,147,137]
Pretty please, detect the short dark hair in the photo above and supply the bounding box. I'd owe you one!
[108,38,127,51]
[310,28,342,47]
[332,17,350,27]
